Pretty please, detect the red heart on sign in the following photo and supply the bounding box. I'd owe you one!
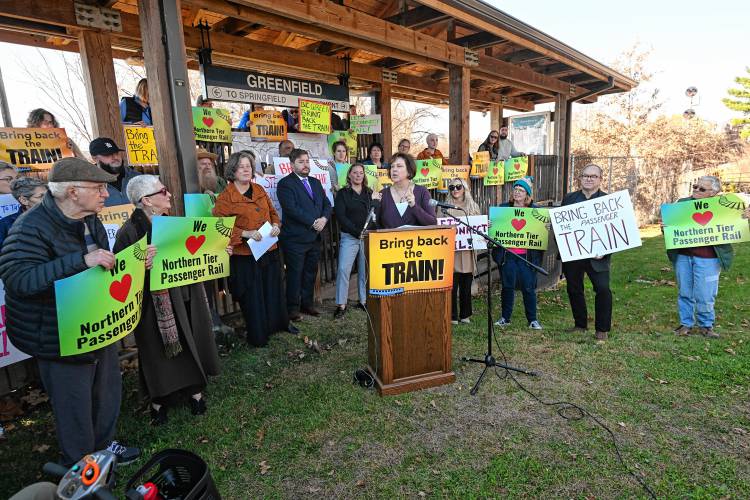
[185,234,206,255]
[513,161,521,171]
[511,218,526,231]
[492,167,499,175]
[692,211,713,226]
[109,274,132,303]
[420,167,430,177]
[202,117,214,127]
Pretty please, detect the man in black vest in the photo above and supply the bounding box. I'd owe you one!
[277,148,332,321]
[561,164,613,341]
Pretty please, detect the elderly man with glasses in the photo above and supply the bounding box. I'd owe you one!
[665,176,746,339]
[0,157,140,466]
[560,164,613,341]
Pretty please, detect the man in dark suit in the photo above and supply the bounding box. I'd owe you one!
[278,148,332,321]
[560,164,612,341]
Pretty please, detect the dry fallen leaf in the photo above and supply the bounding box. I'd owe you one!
[33,444,51,453]
[259,460,271,475]
[725,348,737,356]
[618,422,627,428]
[356,479,365,488]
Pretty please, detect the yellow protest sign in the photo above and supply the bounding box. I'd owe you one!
[123,126,158,166]
[368,227,456,296]
[439,164,470,191]
[192,107,232,143]
[471,151,490,178]
[0,127,73,171]
[97,204,135,250]
[375,168,393,189]
[298,99,331,134]
[249,110,287,142]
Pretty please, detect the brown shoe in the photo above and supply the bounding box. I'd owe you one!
[301,306,320,317]
[673,325,691,336]
[700,327,719,339]
[595,331,608,341]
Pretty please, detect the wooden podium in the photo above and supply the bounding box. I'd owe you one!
[365,225,455,396]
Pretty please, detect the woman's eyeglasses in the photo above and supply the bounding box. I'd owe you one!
[489,135,499,139]
[692,185,709,192]
[448,185,463,191]
[142,187,169,199]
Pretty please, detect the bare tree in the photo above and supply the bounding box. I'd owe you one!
[391,100,441,154]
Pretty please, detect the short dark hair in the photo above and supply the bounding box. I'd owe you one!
[388,152,416,179]
[289,148,309,164]
[367,142,384,159]
[27,108,58,128]
[331,140,348,156]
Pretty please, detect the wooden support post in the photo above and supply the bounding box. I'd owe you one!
[490,103,503,131]
[554,93,571,198]
[138,0,198,216]
[448,65,470,165]
[78,30,123,143]
[377,83,393,156]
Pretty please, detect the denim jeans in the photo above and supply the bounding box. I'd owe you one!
[500,255,538,323]
[335,232,367,306]
[673,254,721,327]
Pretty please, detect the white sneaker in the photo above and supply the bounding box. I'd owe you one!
[460,318,471,324]
[529,320,543,330]
[494,318,510,327]
[451,320,458,325]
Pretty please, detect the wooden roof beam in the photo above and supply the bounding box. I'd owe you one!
[386,5,451,29]
[210,16,262,35]
[451,31,505,49]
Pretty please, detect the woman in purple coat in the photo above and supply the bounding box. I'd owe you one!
[376,152,437,229]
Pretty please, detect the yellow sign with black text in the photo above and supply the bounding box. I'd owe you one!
[368,227,455,295]
[298,99,331,134]
[0,127,73,171]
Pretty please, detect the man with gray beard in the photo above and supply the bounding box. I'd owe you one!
[197,147,227,199]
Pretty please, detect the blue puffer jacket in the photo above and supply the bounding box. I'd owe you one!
[0,192,109,362]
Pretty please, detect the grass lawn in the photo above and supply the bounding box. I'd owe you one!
[2,227,749,498]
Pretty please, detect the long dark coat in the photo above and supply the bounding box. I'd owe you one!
[113,209,220,400]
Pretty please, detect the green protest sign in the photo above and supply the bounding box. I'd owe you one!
[489,206,550,250]
[192,107,232,143]
[335,162,379,190]
[184,193,215,218]
[504,156,528,182]
[55,236,147,356]
[328,130,358,160]
[150,216,235,290]
[483,160,504,187]
[661,194,750,250]
[335,162,351,188]
[413,158,442,189]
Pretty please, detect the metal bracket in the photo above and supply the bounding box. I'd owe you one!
[382,69,398,84]
[464,49,479,66]
[569,85,576,96]
[197,20,212,66]
[74,3,122,32]
[501,96,508,105]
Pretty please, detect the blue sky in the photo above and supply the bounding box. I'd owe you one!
[489,0,748,124]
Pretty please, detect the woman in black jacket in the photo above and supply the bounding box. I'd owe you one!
[333,163,380,318]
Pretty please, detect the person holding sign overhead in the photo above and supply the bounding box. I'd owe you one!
[277,148,332,321]
[27,108,86,159]
[665,176,743,339]
[0,158,140,466]
[560,164,612,341]
[445,178,480,324]
[492,177,544,330]
[114,175,220,425]
[213,152,296,344]
[376,152,436,229]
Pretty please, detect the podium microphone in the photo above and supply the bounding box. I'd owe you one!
[429,199,461,210]
[360,207,376,240]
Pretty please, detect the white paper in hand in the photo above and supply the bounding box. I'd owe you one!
[247,221,278,261]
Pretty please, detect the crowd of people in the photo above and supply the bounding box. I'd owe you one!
[1,104,747,475]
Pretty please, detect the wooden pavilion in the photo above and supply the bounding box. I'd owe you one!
[0,0,635,212]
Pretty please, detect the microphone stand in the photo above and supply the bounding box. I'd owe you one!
[440,207,543,395]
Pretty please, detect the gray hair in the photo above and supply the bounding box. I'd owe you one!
[698,175,721,192]
[47,181,74,199]
[10,177,45,201]
[224,152,255,181]
[126,174,162,207]
[0,161,16,173]
[582,163,603,177]
[426,133,438,142]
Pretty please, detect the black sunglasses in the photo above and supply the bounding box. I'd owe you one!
[489,135,499,139]
[448,185,463,191]
[141,187,169,200]
[692,185,709,192]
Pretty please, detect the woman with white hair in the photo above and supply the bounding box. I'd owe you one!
[666,176,741,339]
[0,176,47,248]
[445,178,480,324]
[113,175,220,425]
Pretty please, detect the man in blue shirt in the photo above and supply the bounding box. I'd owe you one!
[89,138,141,207]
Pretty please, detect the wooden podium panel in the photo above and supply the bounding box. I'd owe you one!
[366,226,455,396]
